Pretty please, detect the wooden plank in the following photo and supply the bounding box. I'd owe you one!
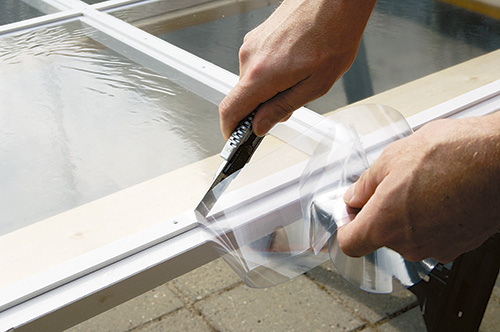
[438,0,500,19]
[332,49,500,118]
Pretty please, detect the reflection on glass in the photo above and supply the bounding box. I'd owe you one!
[0,20,223,235]
[156,4,276,75]
[109,0,279,74]
[0,0,48,26]
[121,0,500,113]
[109,0,207,23]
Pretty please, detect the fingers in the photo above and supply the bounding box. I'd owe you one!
[336,198,385,257]
[252,77,329,136]
[338,159,390,257]
[222,69,333,139]
[220,81,325,139]
[219,78,275,140]
[343,167,380,208]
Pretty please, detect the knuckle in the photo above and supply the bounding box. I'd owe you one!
[218,98,232,118]
[337,237,362,258]
[238,43,250,63]
[272,103,295,121]
[242,29,255,44]
[242,32,250,44]
[245,61,268,82]
[219,97,240,130]
[355,169,371,191]
[238,37,259,67]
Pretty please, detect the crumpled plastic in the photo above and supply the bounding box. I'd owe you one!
[198,104,437,293]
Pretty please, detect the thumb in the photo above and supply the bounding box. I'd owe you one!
[338,162,389,257]
[343,167,379,208]
[336,202,383,257]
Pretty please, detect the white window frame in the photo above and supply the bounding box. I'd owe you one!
[0,1,499,330]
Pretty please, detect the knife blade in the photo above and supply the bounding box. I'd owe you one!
[195,110,264,218]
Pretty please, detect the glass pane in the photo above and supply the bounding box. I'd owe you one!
[117,0,500,114]
[321,0,500,112]
[154,4,277,75]
[0,19,223,235]
[0,0,49,25]
[109,0,215,22]
[109,0,278,74]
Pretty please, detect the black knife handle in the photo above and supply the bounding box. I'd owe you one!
[220,110,259,161]
[220,110,264,177]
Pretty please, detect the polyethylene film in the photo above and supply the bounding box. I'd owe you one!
[198,104,437,292]
[302,104,437,293]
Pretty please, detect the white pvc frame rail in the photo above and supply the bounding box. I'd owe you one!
[1,0,500,330]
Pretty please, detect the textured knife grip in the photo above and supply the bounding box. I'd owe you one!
[220,110,257,161]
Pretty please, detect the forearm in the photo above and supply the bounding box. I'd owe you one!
[466,111,500,217]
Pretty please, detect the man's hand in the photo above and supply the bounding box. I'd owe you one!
[219,0,377,139]
[338,112,500,263]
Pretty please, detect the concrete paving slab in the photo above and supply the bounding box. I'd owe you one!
[136,309,214,332]
[171,258,242,302]
[66,284,183,332]
[377,307,427,332]
[479,295,500,332]
[64,264,499,332]
[491,271,500,300]
[306,262,417,324]
[195,275,364,332]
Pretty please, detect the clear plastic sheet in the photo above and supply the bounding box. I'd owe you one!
[301,105,437,293]
[198,117,332,288]
[198,104,437,292]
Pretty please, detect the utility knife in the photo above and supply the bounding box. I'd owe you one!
[195,110,264,218]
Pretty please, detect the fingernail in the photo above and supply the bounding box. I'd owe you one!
[254,118,271,137]
[344,183,355,204]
